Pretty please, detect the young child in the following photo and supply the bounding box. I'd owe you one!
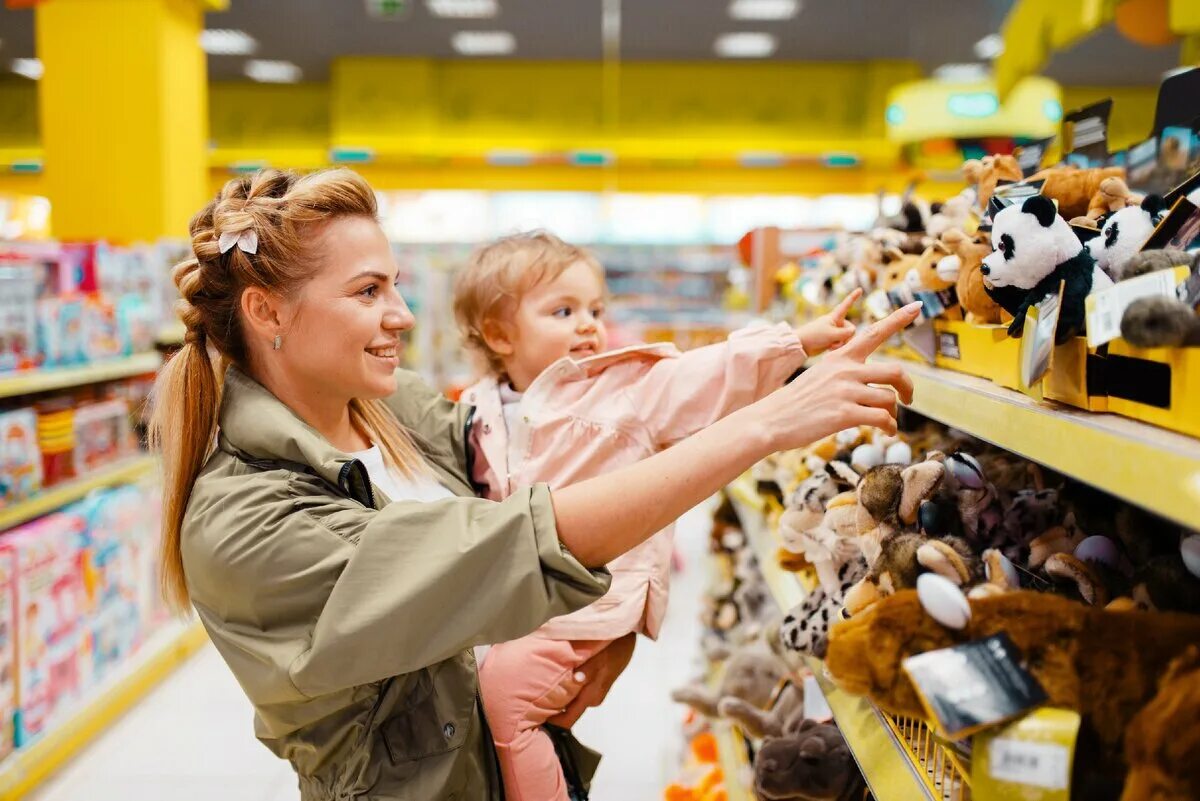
[454,231,859,800]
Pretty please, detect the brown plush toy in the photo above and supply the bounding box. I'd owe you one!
[753,719,868,801]
[824,590,1200,759]
[963,154,1023,210]
[941,228,1004,324]
[907,239,957,293]
[1122,645,1200,801]
[1028,165,1127,220]
[672,643,789,720]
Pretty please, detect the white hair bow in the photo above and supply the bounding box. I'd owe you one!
[218,228,258,255]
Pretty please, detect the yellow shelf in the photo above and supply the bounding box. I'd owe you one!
[887,357,1200,530]
[155,324,186,347]
[726,483,944,801]
[0,456,158,533]
[0,620,209,799]
[0,354,162,400]
[713,722,753,801]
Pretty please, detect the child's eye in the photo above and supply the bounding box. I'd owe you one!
[552,307,572,318]
[592,306,605,319]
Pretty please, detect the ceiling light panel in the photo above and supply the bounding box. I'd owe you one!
[244,60,302,83]
[451,30,516,55]
[933,63,991,82]
[973,34,1005,60]
[201,29,258,56]
[714,32,777,58]
[728,0,799,20]
[427,0,498,18]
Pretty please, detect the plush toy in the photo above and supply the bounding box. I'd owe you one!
[852,454,947,563]
[1119,250,1200,348]
[905,240,957,294]
[1087,195,1170,280]
[941,228,1006,324]
[1028,165,1127,220]
[672,643,790,720]
[926,190,974,240]
[779,555,868,660]
[824,590,1200,759]
[963,154,1023,211]
[718,678,804,740]
[782,490,863,595]
[753,719,867,801]
[1089,175,1144,220]
[1121,645,1200,801]
[981,195,1115,343]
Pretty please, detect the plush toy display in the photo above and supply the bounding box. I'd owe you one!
[1121,645,1200,801]
[906,240,957,294]
[1028,165,1127,220]
[752,719,867,801]
[1118,249,1200,348]
[941,228,1006,324]
[1087,195,1170,280]
[926,190,974,240]
[824,590,1200,758]
[671,643,790,720]
[963,154,1023,211]
[779,555,867,659]
[981,194,1115,343]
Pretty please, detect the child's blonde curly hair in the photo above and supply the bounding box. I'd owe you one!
[453,231,605,375]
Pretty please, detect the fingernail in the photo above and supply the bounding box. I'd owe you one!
[904,301,923,313]
[574,672,586,682]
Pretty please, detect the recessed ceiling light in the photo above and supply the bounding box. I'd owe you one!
[933,63,991,83]
[728,0,799,20]
[427,0,497,18]
[974,34,1005,60]
[244,60,302,83]
[11,58,43,80]
[451,30,515,55]
[201,29,258,56]
[715,32,777,58]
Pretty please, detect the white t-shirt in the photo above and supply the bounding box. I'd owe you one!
[348,444,454,504]
[498,382,526,479]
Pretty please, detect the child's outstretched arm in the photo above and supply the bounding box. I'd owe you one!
[795,288,861,355]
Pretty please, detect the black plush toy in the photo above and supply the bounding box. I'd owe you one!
[981,195,1115,344]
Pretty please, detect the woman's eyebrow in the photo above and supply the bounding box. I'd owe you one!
[344,270,392,284]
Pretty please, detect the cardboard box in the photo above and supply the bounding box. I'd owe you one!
[932,319,1022,390]
[1044,338,1108,412]
[1105,339,1200,439]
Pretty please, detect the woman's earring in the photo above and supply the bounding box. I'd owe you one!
[273,334,282,351]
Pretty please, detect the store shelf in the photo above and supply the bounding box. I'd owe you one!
[0,456,159,532]
[714,722,753,801]
[156,323,185,347]
[886,357,1200,530]
[0,619,209,800]
[726,477,947,801]
[0,353,162,400]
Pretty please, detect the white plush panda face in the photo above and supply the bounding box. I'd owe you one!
[980,197,1082,290]
[1087,199,1166,280]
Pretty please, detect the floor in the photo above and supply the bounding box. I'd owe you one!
[28,506,711,801]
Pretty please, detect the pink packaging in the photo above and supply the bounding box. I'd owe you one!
[5,510,88,747]
[72,399,131,473]
[0,548,16,760]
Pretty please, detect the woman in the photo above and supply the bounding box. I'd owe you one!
[151,169,918,801]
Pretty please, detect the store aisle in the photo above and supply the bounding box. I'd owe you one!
[28,505,712,801]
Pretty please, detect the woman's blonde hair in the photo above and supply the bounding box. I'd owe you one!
[150,168,426,611]
[452,230,605,375]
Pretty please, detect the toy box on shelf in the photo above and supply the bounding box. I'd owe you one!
[1105,339,1200,439]
[932,319,1022,390]
[0,548,15,761]
[5,509,89,748]
[1043,338,1109,412]
[0,409,42,508]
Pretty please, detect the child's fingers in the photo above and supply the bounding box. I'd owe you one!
[829,289,862,324]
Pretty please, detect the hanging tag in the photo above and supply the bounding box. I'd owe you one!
[864,289,894,321]
[802,674,833,723]
[902,633,1048,741]
[973,708,1081,800]
[1085,265,1190,347]
[1019,282,1065,392]
[901,319,938,364]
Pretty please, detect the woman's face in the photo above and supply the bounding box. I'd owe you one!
[280,216,414,403]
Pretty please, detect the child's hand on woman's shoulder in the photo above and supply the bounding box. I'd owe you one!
[795,288,862,356]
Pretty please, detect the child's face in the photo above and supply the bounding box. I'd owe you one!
[495,260,608,391]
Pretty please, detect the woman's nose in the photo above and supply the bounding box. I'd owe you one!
[383,298,416,331]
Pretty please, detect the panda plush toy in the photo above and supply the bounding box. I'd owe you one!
[1087,194,1169,280]
[981,194,1115,344]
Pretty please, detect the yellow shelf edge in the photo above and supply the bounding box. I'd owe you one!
[888,357,1200,529]
[0,354,162,400]
[713,722,754,801]
[0,456,158,533]
[726,486,939,801]
[0,620,209,799]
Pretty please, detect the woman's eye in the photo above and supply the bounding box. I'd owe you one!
[360,285,378,298]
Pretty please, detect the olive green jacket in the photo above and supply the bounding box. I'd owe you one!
[182,366,611,800]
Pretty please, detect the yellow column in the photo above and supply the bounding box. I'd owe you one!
[36,0,209,242]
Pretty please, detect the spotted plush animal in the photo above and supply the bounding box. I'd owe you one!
[779,555,868,659]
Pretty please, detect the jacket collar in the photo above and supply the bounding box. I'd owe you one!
[218,365,376,507]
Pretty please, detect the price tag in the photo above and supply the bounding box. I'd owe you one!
[864,289,893,321]
[1019,283,1063,391]
[802,674,833,723]
[973,708,1081,801]
[902,633,1047,740]
[1085,265,1190,347]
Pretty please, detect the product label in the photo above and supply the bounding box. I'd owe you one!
[903,633,1047,740]
[802,674,833,723]
[973,708,1081,801]
[1020,284,1064,392]
[864,289,893,321]
[1085,265,1190,347]
[902,319,938,364]
[938,331,962,360]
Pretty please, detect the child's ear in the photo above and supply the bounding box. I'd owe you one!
[481,319,515,357]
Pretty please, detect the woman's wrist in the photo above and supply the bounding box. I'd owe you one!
[721,403,778,465]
